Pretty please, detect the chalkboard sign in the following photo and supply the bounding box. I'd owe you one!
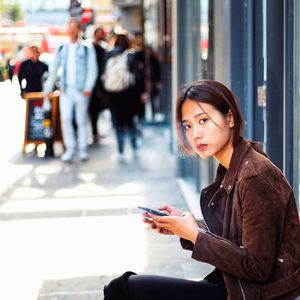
[23,92,63,155]
[26,98,44,141]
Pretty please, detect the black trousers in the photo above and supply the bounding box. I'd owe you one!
[103,272,227,300]
[107,89,137,154]
[89,82,107,136]
[88,98,100,136]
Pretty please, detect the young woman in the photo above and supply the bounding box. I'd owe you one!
[103,79,300,299]
[103,33,138,162]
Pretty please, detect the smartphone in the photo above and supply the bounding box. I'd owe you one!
[138,206,168,216]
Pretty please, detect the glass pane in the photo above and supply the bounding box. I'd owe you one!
[294,0,300,209]
[200,0,210,78]
[176,0,216,192]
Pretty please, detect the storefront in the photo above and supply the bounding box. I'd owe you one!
[143,0,173,128]
[293,0,300,207]
[172,0,300,212]
[170,0,214,217]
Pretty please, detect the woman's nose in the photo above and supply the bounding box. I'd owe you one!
[192,125,203,139]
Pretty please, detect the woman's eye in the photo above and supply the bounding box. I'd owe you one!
[183,124,191,130]
[199,118,208,124]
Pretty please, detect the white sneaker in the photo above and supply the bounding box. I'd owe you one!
[61,150,74,162]
[79,150,89,161]
[117,153,125,162]
[133,149,139,159]
[136,138,143,149]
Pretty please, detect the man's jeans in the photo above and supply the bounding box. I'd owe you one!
[60,87,89,153]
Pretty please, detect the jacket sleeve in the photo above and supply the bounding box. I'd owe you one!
[43,47,61,95]
[18,61,26,92]
[83,45,98,92]
[191,175,286,282]
[180,220,209,250]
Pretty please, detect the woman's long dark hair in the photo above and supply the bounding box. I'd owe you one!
[114,33,131,51]
[176,79,245,155]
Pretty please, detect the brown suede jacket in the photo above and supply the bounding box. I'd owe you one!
[181,137,300,300]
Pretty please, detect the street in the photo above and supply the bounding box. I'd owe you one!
[0,78,27,195]
[0,79,212,300]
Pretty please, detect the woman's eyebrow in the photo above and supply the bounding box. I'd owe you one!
[182,112,207,123]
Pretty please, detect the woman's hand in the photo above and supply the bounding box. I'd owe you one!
[141,205,199,243]
[142,205,183,235]
[142,215,174,235]
[83,90,92,97]
[149,211,199,243]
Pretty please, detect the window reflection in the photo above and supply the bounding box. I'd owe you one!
[294,0,300,209]
[200,0,211,79]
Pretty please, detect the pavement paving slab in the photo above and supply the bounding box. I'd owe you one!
[0,103,213,300]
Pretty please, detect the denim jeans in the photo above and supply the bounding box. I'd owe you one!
[60,87,89,153]
[116,128,137,154]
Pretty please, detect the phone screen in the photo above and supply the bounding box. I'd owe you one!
[138,206,168,216]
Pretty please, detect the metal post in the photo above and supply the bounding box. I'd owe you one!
[265,0,284,169]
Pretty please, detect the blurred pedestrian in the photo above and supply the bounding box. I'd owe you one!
[132,32,147,140]
[146,45,162,122]
[103,79,300,299]
[43,18,97,162]
[89,27,107,144]
[0,59,7,82]
[17,45,48,98]
[6,57,15,83]
[102,31,137,162]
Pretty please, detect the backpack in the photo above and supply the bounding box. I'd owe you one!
[102,50,134,92]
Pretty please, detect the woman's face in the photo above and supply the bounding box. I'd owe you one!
[181,99,234,164]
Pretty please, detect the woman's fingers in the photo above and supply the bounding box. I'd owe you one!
[157,205,183,216]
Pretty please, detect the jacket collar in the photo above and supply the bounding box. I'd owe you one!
[217,137,251,194]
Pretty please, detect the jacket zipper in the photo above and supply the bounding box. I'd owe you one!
[238,278,246,300]
[202,220,247,300]
[200,227,232,245]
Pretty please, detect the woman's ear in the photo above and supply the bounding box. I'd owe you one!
[227,110,235,128]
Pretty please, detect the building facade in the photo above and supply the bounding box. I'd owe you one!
[171,0,300,213]
[114,0,300,213]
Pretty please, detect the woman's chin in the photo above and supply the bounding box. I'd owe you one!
[196,151,211,160]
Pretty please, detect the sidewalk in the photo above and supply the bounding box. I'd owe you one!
[0,120,213,300]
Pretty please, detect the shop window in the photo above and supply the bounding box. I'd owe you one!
[293,0,300,208]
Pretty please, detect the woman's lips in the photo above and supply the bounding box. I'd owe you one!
[196,143,208,151]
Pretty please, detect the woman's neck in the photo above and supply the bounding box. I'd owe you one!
[214,142,234,169]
